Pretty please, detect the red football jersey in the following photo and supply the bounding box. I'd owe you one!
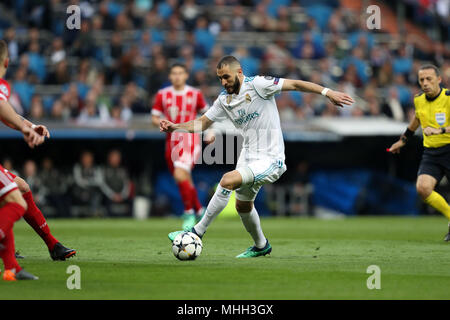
[151,85,208,124]
[151,85,208,171]
[0,79,11,102]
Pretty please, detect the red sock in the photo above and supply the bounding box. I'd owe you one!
[0,229,21,272]
[22,191,58,251]
[0,202,25,272]
[190,184,202,213]
[177,180,194,213]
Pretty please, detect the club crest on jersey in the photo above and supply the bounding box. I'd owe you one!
[245,93,251,103]
[435,113,446,126]
[226,95,232,104]
[0,84,9,97]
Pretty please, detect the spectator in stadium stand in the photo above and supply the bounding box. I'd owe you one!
[98,0,116,31]
[22,160,44,206]
[70,20,96,59]
[163,30,181,59]
[100,149,132,216]
[4,28,19,63]
[39,157,72,217]
[71,151,104,216]
[138,31,154,60]
[45,59,70,85]
[147,54,169,97]
[29,94,46,121]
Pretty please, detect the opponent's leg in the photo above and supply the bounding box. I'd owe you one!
[173,167,197,230]
[0,189,38,280]
[14,176,76,260]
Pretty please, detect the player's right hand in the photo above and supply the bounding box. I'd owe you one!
[160,119,175,133]
[387,140,405,154]
[33,124,50,138]
[22,126,45,148]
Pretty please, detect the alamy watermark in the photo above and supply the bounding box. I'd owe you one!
[168,127,283,165]
[366,5,381,30]
[66,265,81,290]
[66,5,81,30]
[366,265,381,290]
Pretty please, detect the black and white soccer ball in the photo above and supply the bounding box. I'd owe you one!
[172,232,203,260]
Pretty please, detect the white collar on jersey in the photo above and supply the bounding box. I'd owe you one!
[171,86,188,95]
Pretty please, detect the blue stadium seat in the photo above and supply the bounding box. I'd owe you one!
[305,5,333,31]
[349,31,375,50]
[157,2,174,20]
[194,29,215,56]
[42,96,54,112]
[240,57,260,76]
[107,2,124,18]
[28,53,47,82]
[12,81,35,112]
[393,57,413,75]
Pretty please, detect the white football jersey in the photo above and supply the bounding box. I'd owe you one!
[205,75,285,162]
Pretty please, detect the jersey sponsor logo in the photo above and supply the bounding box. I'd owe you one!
[0,84,9,98]
[435,112,446,126]
[234,109,260,125]
[168,106,178,119]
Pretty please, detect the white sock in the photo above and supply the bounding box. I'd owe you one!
[238,207,266,249]
[194,185,232,236]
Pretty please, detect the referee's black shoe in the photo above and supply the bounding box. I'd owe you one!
[50,242,76,261]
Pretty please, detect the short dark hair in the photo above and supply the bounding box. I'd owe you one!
[169,63,188,73]
[216,55,241,69]
[0,40,7,60]
[418,64,440,77]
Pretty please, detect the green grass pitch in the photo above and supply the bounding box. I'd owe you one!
[0,216,449,300]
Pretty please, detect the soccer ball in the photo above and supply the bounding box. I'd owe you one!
[172,232,203,261]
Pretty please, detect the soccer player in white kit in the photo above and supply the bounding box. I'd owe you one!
[162,56,354,258]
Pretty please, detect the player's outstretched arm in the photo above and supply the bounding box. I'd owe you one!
[282,79,354,107]
[388,115,420,154]
[0,100,45,148]
[160,114,214,133]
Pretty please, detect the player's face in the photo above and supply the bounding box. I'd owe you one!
[418,69,441,97]
[217,65,241,95]
[169,66,188,88]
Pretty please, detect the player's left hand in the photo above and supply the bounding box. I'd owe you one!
[326,90,355,107]
[33,124,50,138]
[423,127,441,136]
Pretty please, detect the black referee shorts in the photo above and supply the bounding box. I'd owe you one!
[418,144,450,182]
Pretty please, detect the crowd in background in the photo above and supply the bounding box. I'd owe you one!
[0,0,448,126]
[2,149,135,217]
[0,0,450,125]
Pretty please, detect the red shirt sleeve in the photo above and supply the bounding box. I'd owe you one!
[151,91,163,116]
[196,91,208,114]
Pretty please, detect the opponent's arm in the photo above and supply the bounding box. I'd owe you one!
[282,79,354,107]
[160,114,214,133]
[0,100,45,148]
[0,108,50,138]
[388,115,420,154]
